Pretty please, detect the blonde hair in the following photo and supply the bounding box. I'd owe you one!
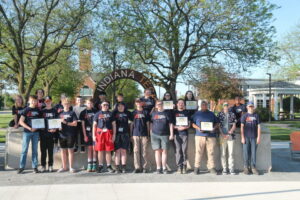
[62,97,71,104]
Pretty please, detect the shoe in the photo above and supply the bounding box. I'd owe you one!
[222,169,228,175]
[33,168,40,174]
[57,168,68,173]
[107,165,115,173]
[74,146,78,153]
[91,163,97,172]
[97,165,103,173]
[49,166,54,173]
[133,169,141,173]
[70,168,76,173]
[80,146,85,153]
[163,169,169,174]
[194,168,199,175]
[115,166,121,174]
[17,168,24,174]
[230,169,236,175]
[40,166,46,173]
[182,165,187,174]
[243,167,250,175]
[209,168,217,175]
[142,168,147,173]
[252,168,259,175]
[87,163,92,172]
[122,166,127,173]
[177,167,183,174]
[155,169,162,174]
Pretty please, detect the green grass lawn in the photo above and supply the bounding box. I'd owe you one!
[0,129,6,143]
[0,114,13,128]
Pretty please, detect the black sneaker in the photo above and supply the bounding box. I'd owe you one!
[107,165,115,173]
[17,168,24,174]
[33,168,40,174]
[80,146,85,153]
[133,169,141,173]
[194,168,199,175]
[97,165,103,173]
[163,169,169,174]
[155,169,162,174]
[74,146,78,153]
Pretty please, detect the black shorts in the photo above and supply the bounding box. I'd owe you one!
[59,134,75,149]
[85,131,93,146]
[114,134,130,150]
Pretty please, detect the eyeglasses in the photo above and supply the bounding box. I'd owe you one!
[157,104,162,106]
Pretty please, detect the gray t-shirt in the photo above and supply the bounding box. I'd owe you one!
[73,105,86,120]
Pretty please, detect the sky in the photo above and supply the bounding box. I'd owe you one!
[170,0,300,98]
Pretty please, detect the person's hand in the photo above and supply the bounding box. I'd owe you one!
[14,124,19,129]
[84,135,89,143]
[169,135,174,140]
[48,129,55,133]
[112,136,116,143]
[223,134,229,140]
[257,137,261,144]
[241,137,245,144]
[31,128,37,132]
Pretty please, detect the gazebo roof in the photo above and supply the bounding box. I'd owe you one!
[253,81,300,89]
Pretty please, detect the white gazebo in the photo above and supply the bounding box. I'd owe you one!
[248,81,300,120]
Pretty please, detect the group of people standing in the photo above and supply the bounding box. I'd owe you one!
[11,88,261,176]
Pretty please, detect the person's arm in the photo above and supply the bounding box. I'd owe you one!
[19,115,37,132]
[147,121,150,137]
[81,120,88,142]
[93,121,97,142]
[257,124,261,144]
[112,121,116,142]
[229,123,236,134]
[192,123,201,131]
[169,123,174,140]
[149,122,153,135]
[241,123,245,144]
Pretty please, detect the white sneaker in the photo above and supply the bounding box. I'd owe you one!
[40,166,46,173]
[230,169,237,175]
[49,166,54,173]
[57,168,68,173]
[70,168,76,173]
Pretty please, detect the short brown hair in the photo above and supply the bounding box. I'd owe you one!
[29,95,38,100]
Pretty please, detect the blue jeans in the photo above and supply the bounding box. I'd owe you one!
[19,132,39,169]
[243,137,257,168]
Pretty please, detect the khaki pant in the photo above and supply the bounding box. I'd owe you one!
[194,136,217,169]
[133,136,148,170]
[220,137,235,171]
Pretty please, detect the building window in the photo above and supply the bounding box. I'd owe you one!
[80,86,93,96]
[257,100,263,108]
[266,100,270,108]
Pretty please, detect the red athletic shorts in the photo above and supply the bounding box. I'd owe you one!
[94,128,114,152]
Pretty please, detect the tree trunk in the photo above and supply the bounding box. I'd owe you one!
[164,81,177,100]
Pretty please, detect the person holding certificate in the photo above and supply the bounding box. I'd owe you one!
[162,92,175,122]
[192,100,219,175]
[217,102,237,175]
[112,102,132,173]
[150,100,174,174]
[40,96,58,173]
[173,99,190,174]
[131,98,151,173]
[93,101,116,173]
[80,98,98,172]
[58,98,78,173]
[184,90,198,117]
[18,95,42,174]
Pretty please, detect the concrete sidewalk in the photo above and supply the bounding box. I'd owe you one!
[1,182,300,200]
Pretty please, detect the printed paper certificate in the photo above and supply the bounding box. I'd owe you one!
[48,119,62,129]
[186,101,197,110]
[31,118,45,129]
[163,101,174,110]
[176,117,188,126]
[201,122,213,131]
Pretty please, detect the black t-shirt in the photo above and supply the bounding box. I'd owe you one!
[59,111,78,136]
[79,108,97,132]
[113,110,132,134]
[21,107,42,132]
[12,105,25,123]
[140,96,156,113]
[54,103,73,114]
[93,111,114,130]
[241,113,261,138]
[174,110,190,135]
[41,108,58,130]
[230,104,247,128]
[151,110,173,136]
[132,110,150,137]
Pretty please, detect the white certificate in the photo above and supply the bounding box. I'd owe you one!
[186,101,198,110]
[176,117,188,126]
[31,118,45,129]
[163,101,174,110]
[48,119,62,129]
[201,122,213,131]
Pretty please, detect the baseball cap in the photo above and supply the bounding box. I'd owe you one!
[247,101,254,107]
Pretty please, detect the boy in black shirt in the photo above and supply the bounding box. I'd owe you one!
[40,96,58,172]
[80,98,97,172]
[58,98,78,173]
[131,98,151,173]
[18,95,42,174]
[140,88,156,114]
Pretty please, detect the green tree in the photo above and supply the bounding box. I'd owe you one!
[192,65,242,111]
[98,0,277,99]
[0,0,99,101]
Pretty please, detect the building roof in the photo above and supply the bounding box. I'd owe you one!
[253,81,300,89]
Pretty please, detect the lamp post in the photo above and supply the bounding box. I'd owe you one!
[266,73,272,122]
[112,51,117,105]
